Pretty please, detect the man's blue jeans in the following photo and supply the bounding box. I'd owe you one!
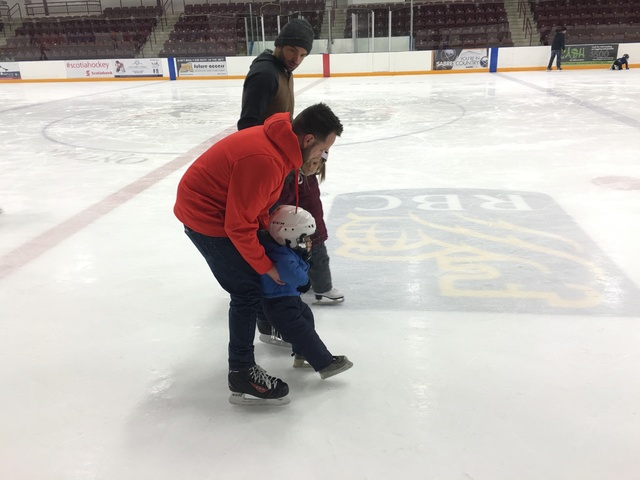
[184,226,260,370]
[548,49,562,69]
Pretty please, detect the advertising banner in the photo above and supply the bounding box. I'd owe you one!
[176,57,228,77]
[65,60,115,79]
[433,48,489,71]
[114,58,163,78]
[0,62,21,79]
[562,44,618,65]
[65,58,163,79]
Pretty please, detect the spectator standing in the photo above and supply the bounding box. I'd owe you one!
[238,18,345,351]
[547,26,567,71]
[39,40,49,61]
[237,18,314,131]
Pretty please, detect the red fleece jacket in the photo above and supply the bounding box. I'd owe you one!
[174,113,302,274]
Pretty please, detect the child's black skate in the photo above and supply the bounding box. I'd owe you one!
[228,365,290,406]
[257,318,292,348]
[292,354,313,368]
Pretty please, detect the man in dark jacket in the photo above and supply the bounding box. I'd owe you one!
[239,19,345,350]
[547,26,567,71]
[237,18,314,130]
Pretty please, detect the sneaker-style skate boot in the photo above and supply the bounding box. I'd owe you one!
[313,287,345,305]
[228,365,290,406]
[319,356,353,379]
[257,318,292,348]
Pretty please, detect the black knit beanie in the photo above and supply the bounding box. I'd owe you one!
[274,18,314,54]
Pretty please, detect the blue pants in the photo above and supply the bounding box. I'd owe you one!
[184,227,260,370]
[262,296,334,371]
[548,49,562,69]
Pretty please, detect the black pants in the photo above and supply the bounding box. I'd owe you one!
[184,227,260,370]
[262,296,333,371]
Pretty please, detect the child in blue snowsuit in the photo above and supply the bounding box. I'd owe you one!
[611,54,630,70]
[258,205,352,378]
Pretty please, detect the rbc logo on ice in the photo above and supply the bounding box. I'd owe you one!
[328,188,640,315]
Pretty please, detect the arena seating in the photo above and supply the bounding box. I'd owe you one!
[530,0,640,45]
[346,1,513,50]
[0,5,160,60]
[0,1,326,60]
[3,0,639,61]
[158,1,324,58]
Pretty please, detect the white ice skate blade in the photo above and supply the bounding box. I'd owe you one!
[258,333,292,348]
[312,297,345,305]
[292,358,313,368]
[229,392,291,406]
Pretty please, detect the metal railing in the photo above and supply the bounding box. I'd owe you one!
[24,0,102,16]
[7,1,639,61]
[518,0,536,46]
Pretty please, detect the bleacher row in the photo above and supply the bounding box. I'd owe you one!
[0,5,160,60]
[183,0,325,15]
[0,1,327,60]
[160,6,323,57]
[1,0,640,62]
[530,0,640,44]
[165,0,511,56]
[344,1,514,49]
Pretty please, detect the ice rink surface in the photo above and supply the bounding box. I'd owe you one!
[1,69,640,480]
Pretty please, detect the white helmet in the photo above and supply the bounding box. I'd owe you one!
[269,205,316,247]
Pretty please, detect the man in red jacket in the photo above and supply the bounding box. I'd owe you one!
[174,103,343,406]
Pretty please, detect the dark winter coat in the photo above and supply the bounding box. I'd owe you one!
[237,50,294,130]
[551,31,566,51]
[613,56,629,69]
[237,48,329,246]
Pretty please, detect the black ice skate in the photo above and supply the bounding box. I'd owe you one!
[319,356,353,379]
[292,354,313,368]
[313,288,345,305]
[257,320,292,348]
[228,365,290,406]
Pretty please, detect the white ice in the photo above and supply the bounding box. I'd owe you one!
[1,70,640,480]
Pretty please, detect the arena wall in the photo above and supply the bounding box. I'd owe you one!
[2,43,638,82]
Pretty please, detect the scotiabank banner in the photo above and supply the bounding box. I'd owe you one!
[65,59,163,79]
[66,60,115,78]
